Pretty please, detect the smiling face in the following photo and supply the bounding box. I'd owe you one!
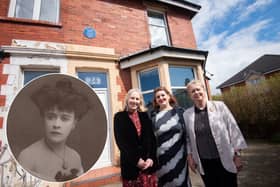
[155,90,171,110]
[127,91,141,113]
[43,106,77,145]
[187,83,207,106]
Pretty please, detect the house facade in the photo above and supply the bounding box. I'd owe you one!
[217,54,280,93]
[0,0,208,186]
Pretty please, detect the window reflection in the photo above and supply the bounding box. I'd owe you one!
[40,0,59,22]
[147,10,169,47]
[172,89,193,109]
[24,70,59,85]
[15,0,34,19]
[139,69,160,92]
[169,66,195,109]
[139,69,160,106]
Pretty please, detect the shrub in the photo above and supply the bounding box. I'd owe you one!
[218,74,280,139]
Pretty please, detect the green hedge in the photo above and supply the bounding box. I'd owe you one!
[217,74,280,139]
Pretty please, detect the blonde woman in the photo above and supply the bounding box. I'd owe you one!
[114,88,157,187]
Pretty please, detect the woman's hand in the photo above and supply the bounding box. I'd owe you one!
[143,158,153,170]
[137,158,154,170]
[187,154,197,173]
[137,158,146,170]
[233,155,243,172]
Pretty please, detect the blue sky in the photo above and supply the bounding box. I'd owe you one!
[189,0,280,94]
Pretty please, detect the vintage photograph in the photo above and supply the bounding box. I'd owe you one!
[6,74,107,182]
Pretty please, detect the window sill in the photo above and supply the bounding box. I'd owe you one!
[0,16,62,28]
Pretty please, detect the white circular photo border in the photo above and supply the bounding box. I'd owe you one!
[5,73,107,182]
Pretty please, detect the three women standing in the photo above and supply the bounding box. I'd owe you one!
[114,89,158,187]
[114,82,246,187]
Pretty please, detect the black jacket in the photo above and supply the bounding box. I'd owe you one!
[114,111,157,180]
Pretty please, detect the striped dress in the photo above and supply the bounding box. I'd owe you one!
[154,108,191,187]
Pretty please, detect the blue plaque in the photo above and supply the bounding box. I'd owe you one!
[83,27,96,39]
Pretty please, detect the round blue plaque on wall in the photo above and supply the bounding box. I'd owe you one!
[83,27,96,39]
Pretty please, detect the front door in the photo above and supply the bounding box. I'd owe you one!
[77,72,112,169]
[92,89,112,168]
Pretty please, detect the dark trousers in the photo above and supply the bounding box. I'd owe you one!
[200,158,237,187]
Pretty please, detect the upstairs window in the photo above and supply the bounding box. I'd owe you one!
[147,10,170,47]
[8,0,60,23]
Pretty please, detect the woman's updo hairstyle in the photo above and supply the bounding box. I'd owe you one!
[31,78,90,120]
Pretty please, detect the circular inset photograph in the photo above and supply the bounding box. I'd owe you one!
[6,74,107,182]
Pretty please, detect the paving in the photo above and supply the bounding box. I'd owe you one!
[101,140,280,187]
[238,140,280,187]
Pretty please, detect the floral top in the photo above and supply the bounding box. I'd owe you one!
[129,112,141,136]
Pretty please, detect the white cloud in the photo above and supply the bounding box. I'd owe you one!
[232,0,273,26]
[191,0,243,43]
[205,19,280,94]
[189,0,279,95]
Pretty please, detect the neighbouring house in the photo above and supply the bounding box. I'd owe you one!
[217,54,280,93]
[0,0,208,186]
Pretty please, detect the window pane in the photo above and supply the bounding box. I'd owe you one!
[148,10,169,47]
[148,11,165,26]
[78,72,107,88]
[149,26,168,47]
[139,69,160,91]
[169,67,194,87]
[172,89,193,109]
[15,0,34,19]
[24,71,58,85]
[143,92,154,107]
[40,0,58,22]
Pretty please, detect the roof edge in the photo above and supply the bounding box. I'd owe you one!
[120,45,208,69]
[153,0,201,18]
[120,45,208,61]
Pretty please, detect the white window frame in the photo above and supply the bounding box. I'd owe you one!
[8,0,60,23]
[147,9,171,47]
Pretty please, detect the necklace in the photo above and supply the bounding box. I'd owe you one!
[44,139,68,170]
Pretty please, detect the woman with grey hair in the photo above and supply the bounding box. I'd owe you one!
[114,88,158,186]
[184,79,247,187]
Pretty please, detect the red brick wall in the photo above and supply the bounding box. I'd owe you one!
[0,0,197,55]
[221,82,246,93]
[0,57,9,129]
[221,72,280,93]
[0,57,9,107]
[265,71,280,79]
[0,0,9,17]
[167,8,197,48]
[0,0,198,117]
